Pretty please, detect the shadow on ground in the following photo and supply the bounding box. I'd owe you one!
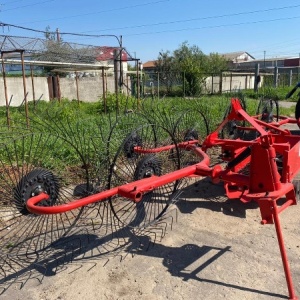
[0,177,288,299]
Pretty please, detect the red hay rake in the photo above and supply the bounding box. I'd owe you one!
[1,85,300,299]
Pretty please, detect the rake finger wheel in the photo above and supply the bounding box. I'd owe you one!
[108,124,181,228]
[0,132,91,264]
[256,98,279,123]
[173,109,209,168]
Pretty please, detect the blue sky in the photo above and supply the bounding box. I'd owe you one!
[1,0,300,63]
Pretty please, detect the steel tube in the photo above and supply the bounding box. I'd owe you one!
[272,199,298,300]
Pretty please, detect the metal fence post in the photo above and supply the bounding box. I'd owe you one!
[274,67,278,87]
[289,69,293,86]
[254,63,260,92]
[219,72,223,94]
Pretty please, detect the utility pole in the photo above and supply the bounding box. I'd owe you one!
[56,28,60,42]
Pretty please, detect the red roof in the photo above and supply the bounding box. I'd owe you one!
[95,47,128,61]
[143,60,157,68]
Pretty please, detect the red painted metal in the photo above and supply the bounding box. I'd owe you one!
[25,97,300,299]
[27,187,119,215]
[272,199,298,300]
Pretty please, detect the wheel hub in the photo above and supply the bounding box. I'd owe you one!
[14,168,60,215]
[123,132,142,159]
[184,129,198,141]
[134,155,162,181]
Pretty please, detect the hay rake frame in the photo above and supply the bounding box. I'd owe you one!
[1,86,300,299]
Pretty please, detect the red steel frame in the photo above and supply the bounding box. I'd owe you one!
[26,98,300,300]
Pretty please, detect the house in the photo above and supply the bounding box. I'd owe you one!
[142,60,157,73]
[95,46,129,73]
[221,51,255,68]
[234,57,299,70]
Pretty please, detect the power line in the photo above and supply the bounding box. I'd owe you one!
[0,0,54,12]
[16,0,171,25]
[79,4,300,33]
[0,22,123,45]
[7,3,297,39]
[123,14,300,37]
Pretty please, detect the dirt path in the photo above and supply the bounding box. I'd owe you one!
[2,175,300,300]
[279,101,296,109]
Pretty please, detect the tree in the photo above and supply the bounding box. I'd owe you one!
[173,42,207,96]
[155,51,175,94]
[155,42,228,96]
[206,52,228,74]
[45,25,56,41]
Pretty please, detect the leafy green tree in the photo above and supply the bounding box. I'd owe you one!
[155,51,176,94]
[155,42,228,96]
[45,25,57,41]
[206,52,228,74]
[173,42,207,95]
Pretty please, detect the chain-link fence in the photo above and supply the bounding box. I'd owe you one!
[141,71,257,98]
[140,67,300,98]
[263,67,300,87]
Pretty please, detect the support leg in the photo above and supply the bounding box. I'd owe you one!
[272,199,298,300]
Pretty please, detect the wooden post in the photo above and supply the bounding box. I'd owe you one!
[105,72,108,97]
[21,50,29,128]
[30,65,36,107]
[219,72,223,94]
[114,50,119,113]
[1,52,10,128]
[56,74,61,102]
[126,73,129,96]
[75,71,80,104]
[102,67,106,113]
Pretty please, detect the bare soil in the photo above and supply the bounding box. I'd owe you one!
[1,174,300,300]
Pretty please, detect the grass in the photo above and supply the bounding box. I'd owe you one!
[241,85,300,102]
[0,93,295,169]
[0,92,295,216]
